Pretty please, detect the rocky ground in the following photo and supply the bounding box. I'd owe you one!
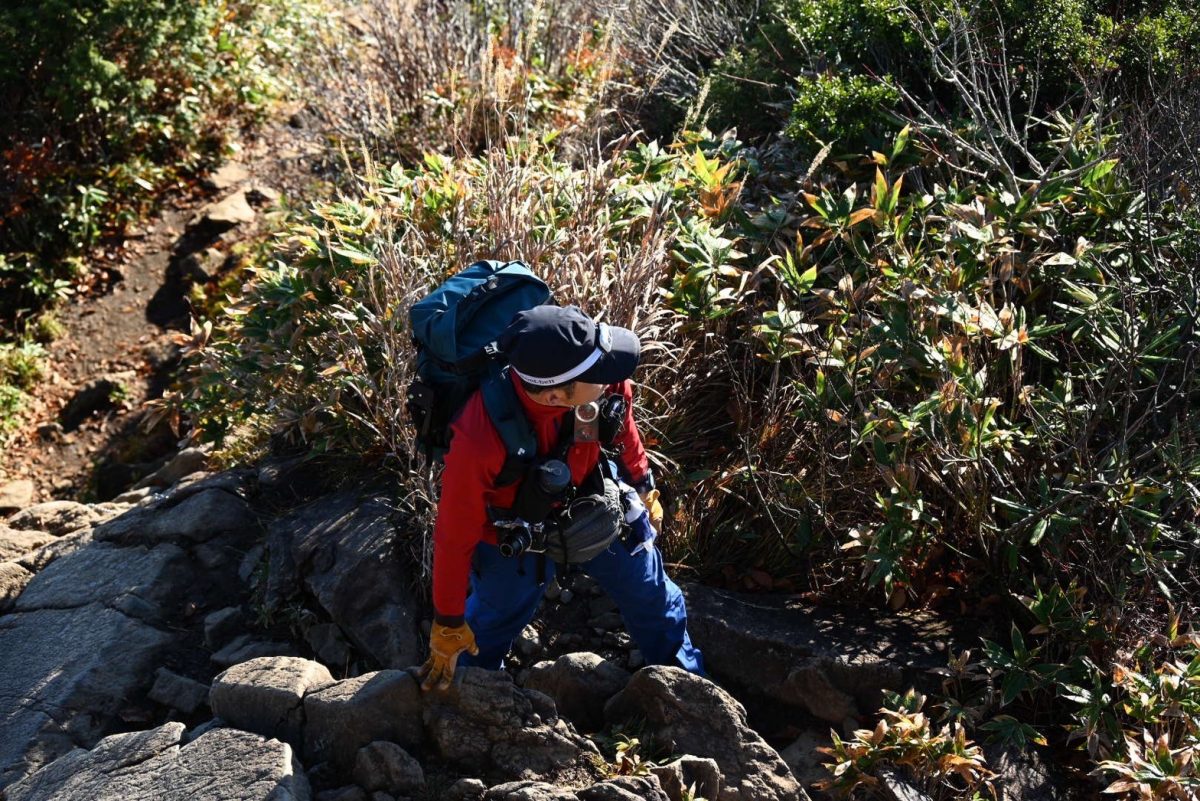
[0,103,334,506]
[0,457,1071,801]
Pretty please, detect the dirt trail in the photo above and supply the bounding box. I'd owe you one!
[0,107,332,502]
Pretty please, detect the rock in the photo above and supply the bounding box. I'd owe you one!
[0,560,33,611]
[559,588,575,604]
[986,744,1067,801]
[516,625,543,659]
[651,756,722,801]
[525,653,631,733]
[12,542,190,621]
[4,723,310,800]
[134,447,211,490]
[275,491,421,667]
[316,789,366,801]
[683,584,951,725]
[0,603,175,786]
[605,666,805,801]
[210,657,335,746]
[204,606,244,649]
[484,782,580,801]
[0,479,34,511]
[316,788,367,801]
[544,578,562,602]
[7,500,119,535]
[210,634,299,667]
[36,422,63,442]
[203,162,250,191]
[578,776,671,801]
[303,669,424,770]
[59,375,133,431]
[112,487,155,504]
[246,184,281,206]
[16,528,93,573]
[627,650,644,670]
[446,778,488,801]
[189,190,256,234]
[589,612,623,631]
[307,622,353,668]
[147,668,209,715]
[94,487,256,546]
[354,741,424,794]
[240,542,266,585]
[424,667,602,785]
[779,731,829,793]
[878,767,932,801]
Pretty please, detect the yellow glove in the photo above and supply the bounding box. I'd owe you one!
[640,488,664,532]
[418,620,479,691]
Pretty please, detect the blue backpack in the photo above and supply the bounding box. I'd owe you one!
[407,260,550,483]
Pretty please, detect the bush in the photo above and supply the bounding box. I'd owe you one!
[785,74,900,153]
[0,0,318,334]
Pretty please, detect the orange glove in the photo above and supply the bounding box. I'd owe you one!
[640,488,664,532]
[418,620,479,691]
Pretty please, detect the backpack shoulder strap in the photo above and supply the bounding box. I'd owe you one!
[481,367,537,487]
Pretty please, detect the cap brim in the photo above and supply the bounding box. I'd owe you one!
[576,325,640,384]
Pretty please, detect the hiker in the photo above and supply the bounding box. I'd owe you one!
[417,303,704,691]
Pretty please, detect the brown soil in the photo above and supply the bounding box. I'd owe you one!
[0,105,335,502]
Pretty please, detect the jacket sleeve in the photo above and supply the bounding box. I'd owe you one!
[431,397,505,623]
[610,379,652,490]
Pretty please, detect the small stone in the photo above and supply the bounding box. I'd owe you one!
[444,778,486,801]
[202,162,250,191]
[0,480,35,511]
[112,487,154,504]
[306,622,352,669]
[558,588,575,604]
[353,740,425,794]
[246,184,281,206]
[516,626,542,658]
[543,578,562,601]
[147,667,209,715]
[627,650,645,670]
[210,634,297,667]
[239,543,265,585]
[590,612,623,631]
[194,542,226,570]
[204,606,243,649]
[316,787,367,801]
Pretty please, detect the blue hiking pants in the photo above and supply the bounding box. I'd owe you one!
[458,534,705,675]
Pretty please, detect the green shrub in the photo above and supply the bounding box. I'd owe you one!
[784,74,900,153]
[706,0,919,141]
[0,0,318,333]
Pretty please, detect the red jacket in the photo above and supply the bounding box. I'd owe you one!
[432,371,651,620]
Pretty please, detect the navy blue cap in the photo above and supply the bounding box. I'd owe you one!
[498,305,640,386]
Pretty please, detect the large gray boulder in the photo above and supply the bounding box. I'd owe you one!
[683,585,951,725]
[0,603,175,787]
[525,653,631,733]
[424,667,603,786]
[303,669,425,770]
[12,542,191,619]
[270,491,421,668]
[210,657,336,746]
[605,666,806,801]
[16,528,94,573]
[5,722,311,801]
[94,487,256,546]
